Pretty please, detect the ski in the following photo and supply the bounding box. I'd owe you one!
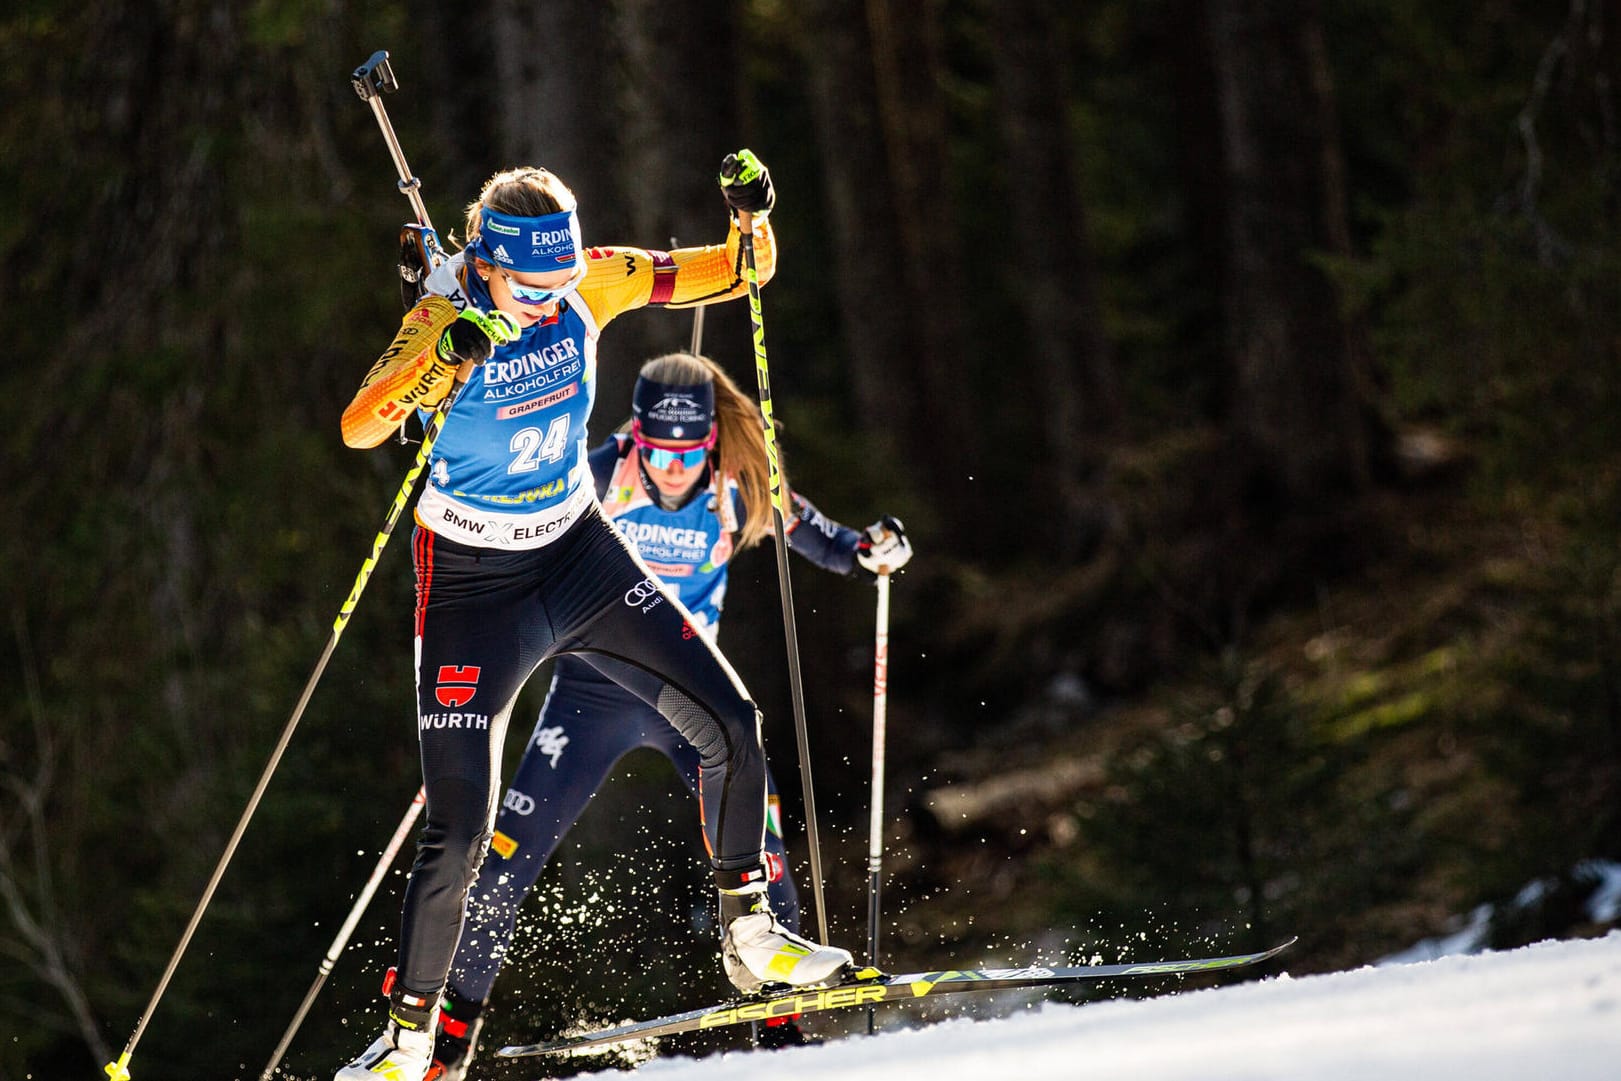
[496,937,1295,1058]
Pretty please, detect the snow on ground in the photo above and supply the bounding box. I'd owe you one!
[1382,859,1621,964]
[539,932,1621,1081]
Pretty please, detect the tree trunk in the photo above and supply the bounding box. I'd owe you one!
[487,0,622,224]
[411,0,499,204]
[487,0,744,415]
[796,0,990,541]
[794,0,915,455]
[1204,0,1375,503]
[989,0,1123,560]
[864,0,982,484]
[611,0,747,396]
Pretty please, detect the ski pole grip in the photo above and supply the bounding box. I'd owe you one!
[459,306,520,346]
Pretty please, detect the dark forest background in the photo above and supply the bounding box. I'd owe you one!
[4,1,1620,1078]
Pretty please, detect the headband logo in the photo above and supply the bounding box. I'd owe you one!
[647,394,708,422]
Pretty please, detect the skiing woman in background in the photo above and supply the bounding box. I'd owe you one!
[333,152,853,1081]
[428,351,913,1077]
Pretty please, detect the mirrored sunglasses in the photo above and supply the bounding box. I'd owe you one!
[497,264,586,306]
[633,426,715,469]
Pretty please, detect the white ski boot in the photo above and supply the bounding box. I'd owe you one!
[719,878,852,993]
[335,986,438,1081]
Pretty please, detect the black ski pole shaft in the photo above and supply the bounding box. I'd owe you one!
[866,571,891,1033]
[105,375,473,1081]
[735,208,830,945]
[258,788,426,1080]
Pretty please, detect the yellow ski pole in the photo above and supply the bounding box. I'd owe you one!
[727,156,831,944]
[104,366,477,1081]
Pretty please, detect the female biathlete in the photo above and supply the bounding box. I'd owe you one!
[334,153,854,1081]
[428,352,912,1076]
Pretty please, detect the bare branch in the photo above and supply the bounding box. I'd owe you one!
[1512,0,1587,264]
[2,608,113,1065]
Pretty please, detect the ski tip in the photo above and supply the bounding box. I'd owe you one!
[1234,937,1296,968]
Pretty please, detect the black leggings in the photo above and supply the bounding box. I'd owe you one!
[399,507,766,994]
[446,656,802,1005]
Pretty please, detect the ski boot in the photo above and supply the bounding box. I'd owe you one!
[335,978,438,1081]
[718,869,852,994]
[426,987,486,1081]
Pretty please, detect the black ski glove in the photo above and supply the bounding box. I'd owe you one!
[719,149,776,218]
[436,306,519,365]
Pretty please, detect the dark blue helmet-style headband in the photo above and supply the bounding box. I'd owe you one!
[632,377,716,441]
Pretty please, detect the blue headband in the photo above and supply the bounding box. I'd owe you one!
[475,206,582,272]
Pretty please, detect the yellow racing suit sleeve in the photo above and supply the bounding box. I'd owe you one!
[341,295,461,448]
[575,216,777,331]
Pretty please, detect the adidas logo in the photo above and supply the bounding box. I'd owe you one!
[491,243,512,264]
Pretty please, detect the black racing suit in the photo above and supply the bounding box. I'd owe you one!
[401,508,767,993]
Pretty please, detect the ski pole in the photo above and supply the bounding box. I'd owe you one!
[105,52,468,1081]
[866,571,891,1034]
[258,788,426,1080]
[105,367,478,1081]
[671,235,707,358]
[689,299,706,356]
[732,194,831,946]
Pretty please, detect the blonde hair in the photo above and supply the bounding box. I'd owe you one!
[460,166,577,254]
[635,352,781,549]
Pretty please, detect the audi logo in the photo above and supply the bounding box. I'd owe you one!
[624,578,663,607]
